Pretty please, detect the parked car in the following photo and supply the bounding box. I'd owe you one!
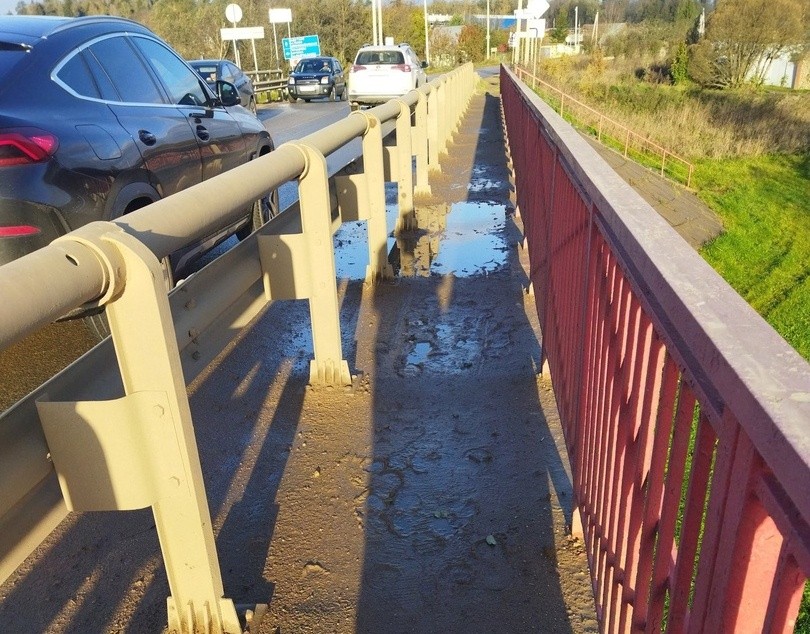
[189,58,257,113]
[287,56,346,102]
[0,15,276,289]
[347,43,427,106]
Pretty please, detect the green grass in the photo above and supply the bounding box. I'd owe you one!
[694,154,810,631]
[696,154,810,360]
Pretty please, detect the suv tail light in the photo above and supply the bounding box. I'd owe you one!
[351,64,367,72]
[0,128,59,167]
[0,225,40,237]
[393,64,412,72]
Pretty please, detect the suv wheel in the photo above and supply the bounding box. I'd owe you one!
[237,188,280,240]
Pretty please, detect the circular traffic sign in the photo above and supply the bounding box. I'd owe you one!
[225,3,242,23]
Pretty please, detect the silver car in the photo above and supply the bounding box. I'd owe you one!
[347,43,427,106]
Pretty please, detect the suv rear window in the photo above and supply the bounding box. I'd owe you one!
[0,47,28,80]
[356,50,405,65]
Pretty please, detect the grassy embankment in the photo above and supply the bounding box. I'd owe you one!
[528,55,810,628]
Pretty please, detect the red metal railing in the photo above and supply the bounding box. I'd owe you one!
[501,64,810,632]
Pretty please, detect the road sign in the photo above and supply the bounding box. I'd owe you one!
[515,0,549,19]
[269,8,292,23]
[281,35,320,60]
[220,26,265,40]
[225,3,242,23]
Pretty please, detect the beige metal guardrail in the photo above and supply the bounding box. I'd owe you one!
[244,69,288,101]
[0,63,476,634]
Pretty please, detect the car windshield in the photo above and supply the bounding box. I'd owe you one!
[356,50,405,65]
[295,59,329,73]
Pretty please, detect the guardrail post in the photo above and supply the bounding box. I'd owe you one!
[258,143,352,386]
[413,91,431,196]
[437,79,449,157]
[351,111,394,283]
[393,97,416,231]
[36,222,251,634]
[426,84,441,173]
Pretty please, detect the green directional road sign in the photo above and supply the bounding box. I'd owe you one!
[282,35,320,60]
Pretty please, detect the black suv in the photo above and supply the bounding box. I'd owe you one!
[0,15,274,273]
[287,56,346,102]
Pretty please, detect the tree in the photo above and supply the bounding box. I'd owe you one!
[458,24,486,63]
[688,0,807,88]
[549,11,569,43]
[670,40,689,82]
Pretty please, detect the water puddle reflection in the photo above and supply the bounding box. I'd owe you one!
[334,199,509,280]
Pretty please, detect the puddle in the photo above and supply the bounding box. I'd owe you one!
[333,197,508,280]
[406,341,432,365]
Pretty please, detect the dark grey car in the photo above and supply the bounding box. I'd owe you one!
[0,15,275,283]
[189,59,257,113]
[287,56,346,102]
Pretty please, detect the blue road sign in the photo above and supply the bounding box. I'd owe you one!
[282,35,321,60]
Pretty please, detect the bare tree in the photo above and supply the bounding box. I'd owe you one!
[689,0,807,87]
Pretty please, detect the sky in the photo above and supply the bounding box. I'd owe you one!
[1,0,19,15]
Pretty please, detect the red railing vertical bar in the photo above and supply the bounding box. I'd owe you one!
[573,222,602,509]
[633,354,680,631]
[666,411,717,633]
[583,240,613,610]
[720,490,784,631]
[619,327,667,633]
[684,408,742,631]
[605,298,646,632]
[568,203,596,469]
[648,382,697,631]
[701,425,760,631]
[600,274,637,632]
[762,545,807,632]
[592,253,619,620]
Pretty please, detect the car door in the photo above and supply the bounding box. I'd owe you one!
[82,35,204,198]
[132,38,248,181]
[225,61,252,107]
[332,60,345,94]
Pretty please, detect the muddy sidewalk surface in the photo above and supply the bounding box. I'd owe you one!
[0,77,597,633]
[241,76,598,632]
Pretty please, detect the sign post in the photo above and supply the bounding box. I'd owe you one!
[220,27,265,71]
[268,8,292,69]
[224,4,243,67]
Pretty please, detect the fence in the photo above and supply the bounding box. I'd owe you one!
[245,68,288,101]
[501,64,810,632]
[513,65,695,188]
[0,64,476,634]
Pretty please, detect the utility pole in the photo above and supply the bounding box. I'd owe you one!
[486,0,491,61]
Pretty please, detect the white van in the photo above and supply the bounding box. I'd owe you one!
[347,43,428,106]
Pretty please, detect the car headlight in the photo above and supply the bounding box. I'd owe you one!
[320,76,329,85]
[288,77,295,85]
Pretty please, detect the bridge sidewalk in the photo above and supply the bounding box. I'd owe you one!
[186,77,598,632]
[0,77,598,633]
